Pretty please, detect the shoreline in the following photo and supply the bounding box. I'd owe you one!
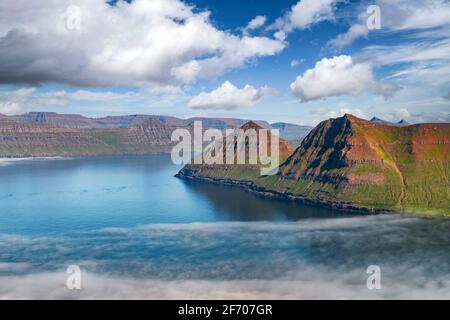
[175,173,393,215]
[0,151,172,160]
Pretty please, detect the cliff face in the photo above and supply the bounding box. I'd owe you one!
[178,121,295,180]
[13,112,100,129]
[11,112,270,130]
[9,112,301,137]
[0,117,178,157]
[178,114,450,215]
[276,114,449,214]
[0,112,306,158]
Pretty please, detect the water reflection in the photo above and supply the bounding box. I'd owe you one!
[181,180,358,221]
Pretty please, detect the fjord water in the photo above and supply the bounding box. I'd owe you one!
[0,155,449,299]
[0,155,342,235]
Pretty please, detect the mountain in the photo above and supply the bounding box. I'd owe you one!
[370,116,393,125]
[0,112,302,157]
[177,121,296,181]
[11,112,270,129]
[13,112,99,129]
[7,112,305,142]
[371,117,412,127]
[271,122,313,146]
[178,114,450,216]
[397,119,410,126]
[0,117,180,157]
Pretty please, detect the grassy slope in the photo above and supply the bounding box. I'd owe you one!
[181,116,450,216]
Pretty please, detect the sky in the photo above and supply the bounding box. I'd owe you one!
[0,0,449,125]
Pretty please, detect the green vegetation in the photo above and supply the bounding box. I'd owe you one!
[179,115,450,216]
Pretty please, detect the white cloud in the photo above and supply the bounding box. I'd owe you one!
[1,216,449,299]
[0,0,285,88]
[274,31,287,41]
[395,108,411,120]
[329,0,450,49]
[375,83,403,100]
[310,106,366,120]
[70,90,140,102]
[328,24,369,49]
[2,268,450,299]
[359,37,450,90]
[0,88,67,115]
[290,55,375,102]
[275,0,340,32]
[290,59,304,68]
[243,15,267,35]
[188,81,272,110]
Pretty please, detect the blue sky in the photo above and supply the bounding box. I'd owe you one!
[0,0,449,125]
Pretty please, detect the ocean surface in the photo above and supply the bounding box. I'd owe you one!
[0,155,449,299]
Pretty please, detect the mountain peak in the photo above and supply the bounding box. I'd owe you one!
[397,119,410,126]
[240,120,264,131]
[370,116,392,125]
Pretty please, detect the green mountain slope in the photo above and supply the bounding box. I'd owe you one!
[178,115,450,216]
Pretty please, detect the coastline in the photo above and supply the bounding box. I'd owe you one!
[0,151,172,160]
[175,172,393,215]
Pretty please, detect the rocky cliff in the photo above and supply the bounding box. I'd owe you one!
[0,117,179,157]
[178,114,450,216]
[178,121,295,181]
[1,112,309,157]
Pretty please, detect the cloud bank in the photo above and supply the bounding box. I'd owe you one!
[0,0,285,88]
[329,0,450,49]
[0,216,449,299]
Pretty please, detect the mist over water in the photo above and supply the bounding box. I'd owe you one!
[0,155,449,299]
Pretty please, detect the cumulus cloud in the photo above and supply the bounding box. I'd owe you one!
[290,55,375,102]
[275,0,340,32]
[188,81,273,110]
[0,88,67,115]
[0,0,285,88]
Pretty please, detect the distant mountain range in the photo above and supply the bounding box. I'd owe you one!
[0,112,312,157]
[370,116,410,126]
[178,114,450,216]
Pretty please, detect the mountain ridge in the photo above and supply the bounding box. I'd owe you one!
[178,114,450,216]
[0,112,310,157]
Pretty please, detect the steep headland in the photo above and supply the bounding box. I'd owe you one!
[178,115,450,216]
